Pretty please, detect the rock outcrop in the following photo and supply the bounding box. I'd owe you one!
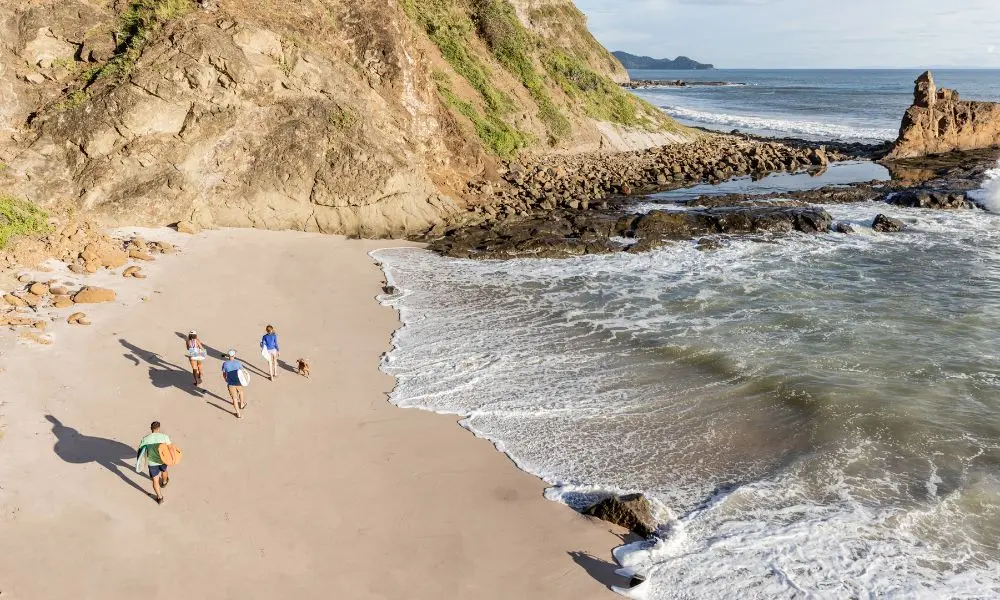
[0,0,690,238]
[887,71,1000,159]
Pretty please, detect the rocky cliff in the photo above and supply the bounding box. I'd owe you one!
[887,71,1000,159]
[0,0,688,238]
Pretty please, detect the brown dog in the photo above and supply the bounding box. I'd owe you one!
[296,358,311,378]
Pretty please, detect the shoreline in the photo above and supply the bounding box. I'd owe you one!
[0,228,625,599]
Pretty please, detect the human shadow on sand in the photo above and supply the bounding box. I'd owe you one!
[45,415,147,496]
[568,550,632,590]
[119,338,232,414]
[172,332,270,378]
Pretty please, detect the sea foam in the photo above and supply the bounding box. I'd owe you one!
[969,160,1000,212]
[656,103,897,142]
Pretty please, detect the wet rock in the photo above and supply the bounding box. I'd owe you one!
[886,189,974,209]
[872,214,905,233]
[834,222,858,234]
[583,493,657,538]
[72,287,116,304]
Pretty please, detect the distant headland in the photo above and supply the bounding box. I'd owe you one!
[612,51,714,70]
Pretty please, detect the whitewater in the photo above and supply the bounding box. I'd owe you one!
[376,161,1000,599]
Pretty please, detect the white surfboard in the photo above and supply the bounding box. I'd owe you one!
[237,368,250,387]
[261,346,270,361]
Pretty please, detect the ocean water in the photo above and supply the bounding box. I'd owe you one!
[627,69,1000,142]
[375,71,1000,599]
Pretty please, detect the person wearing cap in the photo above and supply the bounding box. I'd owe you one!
[184,330,207,386]
[221,349,247,418]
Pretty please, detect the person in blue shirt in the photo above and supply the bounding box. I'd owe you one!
[261,324,280,381]
[221,349,246,418]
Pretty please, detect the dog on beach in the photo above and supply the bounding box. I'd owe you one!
[296,358,311,378]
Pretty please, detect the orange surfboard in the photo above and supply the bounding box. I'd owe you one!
[157,443,183,466]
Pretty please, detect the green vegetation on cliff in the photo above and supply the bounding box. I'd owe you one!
[401,0,670,156]
[87,0,194,85]
[0,196,50,249]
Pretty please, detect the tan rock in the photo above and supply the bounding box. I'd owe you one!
[68,264,87,274]
[49,286,68,296]
[33,320,48,330]
[21,293,42,307]
[888,71,1000,159]
[122,266,146,278]
[72,287,116,304]
[28,282,50,296]
[3,294,27,307]
[19,331,53,344]
[67,311,87,324]
[175,221,202,235]
[52,296,74,308]
[84,262,100,274]
[128,249,155,261]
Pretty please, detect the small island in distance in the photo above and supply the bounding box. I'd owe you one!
[612,51,714,70]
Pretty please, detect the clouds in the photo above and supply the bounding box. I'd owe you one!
[574,0,1000,68]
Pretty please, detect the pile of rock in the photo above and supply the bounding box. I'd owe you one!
[459,136,845,225]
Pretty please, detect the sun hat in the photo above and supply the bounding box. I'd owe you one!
[189,330,197,335]
[227,349,237,357]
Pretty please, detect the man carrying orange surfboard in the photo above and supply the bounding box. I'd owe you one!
[135,421,172,505]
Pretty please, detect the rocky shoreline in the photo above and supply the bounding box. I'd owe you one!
[622,79,744,89]
[453,135,850,226]
[423,137,999,259]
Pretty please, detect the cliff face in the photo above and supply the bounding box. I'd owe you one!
[888,71,1000,160]
[0,0,688,237]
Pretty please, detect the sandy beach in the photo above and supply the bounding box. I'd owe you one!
[0,228,622,599]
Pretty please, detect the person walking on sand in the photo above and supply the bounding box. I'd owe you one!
[222,349,247,418]
[185,330,207,386]
[135,421,171,505]
[260,325,280,380]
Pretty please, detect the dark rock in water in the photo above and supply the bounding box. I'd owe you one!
[619,207,833,240]
[886,189,974,209]
[629,574,647,588]
[872,214,905,232]
[583,493,657,538]
[428,206,833,259]
[381,285,397,295]
[696,237,722,251]
[834,222,858,234]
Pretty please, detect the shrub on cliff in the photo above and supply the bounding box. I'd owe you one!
[0,196,50,249]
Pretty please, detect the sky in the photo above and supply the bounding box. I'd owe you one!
[574,0,1000,69]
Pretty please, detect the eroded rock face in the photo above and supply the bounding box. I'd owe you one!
[583,493,657,538]
[888,71,1000,159]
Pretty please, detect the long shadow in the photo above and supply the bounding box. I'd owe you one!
[277,358,298,375]
[173,332,270,378]
[119,338,229,405]
[568,551,631,590]
[45,415,148,497]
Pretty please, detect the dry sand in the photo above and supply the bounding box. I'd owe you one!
[0,228,624,599]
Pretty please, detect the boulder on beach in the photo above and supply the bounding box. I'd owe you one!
[872,214,905,233]
[583,493,657,538]
[71,287,116,304]
[28,282,50,296]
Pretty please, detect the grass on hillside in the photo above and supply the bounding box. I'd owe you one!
[546,51,670,131]
[433,72,531,158]
[87,0,194,85]
[0,196,50,249]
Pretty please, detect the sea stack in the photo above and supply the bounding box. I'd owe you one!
[887,70,1000,159]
